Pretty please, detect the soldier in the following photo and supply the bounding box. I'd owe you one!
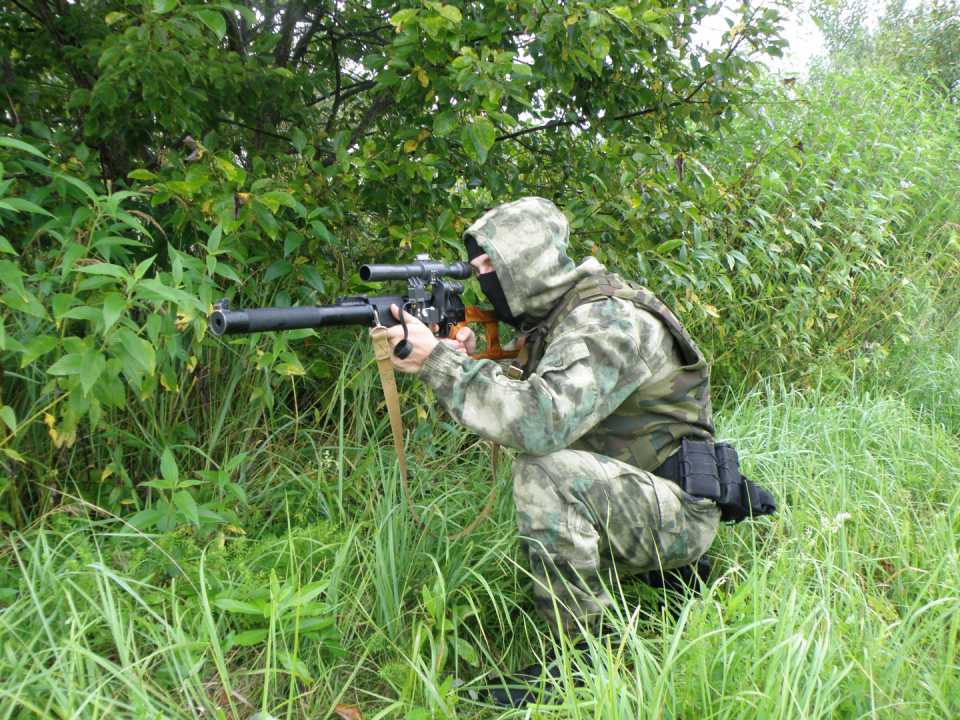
[384,196,773,706]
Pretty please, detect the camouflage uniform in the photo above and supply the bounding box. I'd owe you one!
[419,197,721,635]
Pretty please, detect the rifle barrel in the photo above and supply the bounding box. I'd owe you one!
[210,302,384,336]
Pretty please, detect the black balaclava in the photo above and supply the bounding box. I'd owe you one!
[465,236,519,327]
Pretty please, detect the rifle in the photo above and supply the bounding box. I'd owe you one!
[209,254,518,541]
[208,253,520,361]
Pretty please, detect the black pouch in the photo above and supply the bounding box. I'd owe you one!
[713,443,776,523]
[677,438,721,501]
[715,443,743,508]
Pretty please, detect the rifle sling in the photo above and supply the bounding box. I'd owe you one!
[370,327,498,541]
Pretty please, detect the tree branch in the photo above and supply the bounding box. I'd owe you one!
[215,116,292,143]
[324,32,342,135]
[321,93,395,166]
[290,11,326,67]
[10,0,43,23]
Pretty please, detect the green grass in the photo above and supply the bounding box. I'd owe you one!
[2,370,958,719]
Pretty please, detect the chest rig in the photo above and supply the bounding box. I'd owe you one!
[509,274,716,471]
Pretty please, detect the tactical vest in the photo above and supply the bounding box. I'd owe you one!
[522,274,716,471]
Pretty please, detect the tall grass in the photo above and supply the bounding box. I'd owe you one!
[2,374,958,719]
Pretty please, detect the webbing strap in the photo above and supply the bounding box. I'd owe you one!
[370,327,498,541]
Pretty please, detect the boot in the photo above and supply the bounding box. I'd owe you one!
[644,555,713,619]
[480,638,596,707]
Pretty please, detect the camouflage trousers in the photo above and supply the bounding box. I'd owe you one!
[513,449,721,636]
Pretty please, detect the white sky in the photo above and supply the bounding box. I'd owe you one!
[695,4,828,76]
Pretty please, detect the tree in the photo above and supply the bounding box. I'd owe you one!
[2,0,787,270]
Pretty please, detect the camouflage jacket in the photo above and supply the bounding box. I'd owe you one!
[419,197,715,467]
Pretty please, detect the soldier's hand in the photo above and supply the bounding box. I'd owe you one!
[433,324,477,355]
[385,304,439,374]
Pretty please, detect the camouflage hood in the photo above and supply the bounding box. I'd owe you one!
[463,197,606,325]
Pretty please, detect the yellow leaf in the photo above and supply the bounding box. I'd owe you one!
[294,255,309,266]
[334,704,366,720]
[564,13,579,26]
[101,465,114,482]
[120,498,135,505]
[415,66,429,87]
[175,308,194,332]
[55,427,77,449]
[702,304,720,318]
[403,139,419,153]
[418,128,431,142]
[225,525,247,535]
[43,413,56,428]
[160,373,178,393]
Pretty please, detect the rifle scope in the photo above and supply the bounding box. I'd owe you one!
[359,258,472,283]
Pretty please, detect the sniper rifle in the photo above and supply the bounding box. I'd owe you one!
[208,253,519,360]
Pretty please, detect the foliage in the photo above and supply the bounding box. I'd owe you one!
[1,3,960,717]
[3,0,786,242]
[2,380,958,718]
[809,0,960,95]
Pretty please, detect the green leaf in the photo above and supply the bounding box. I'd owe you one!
[174,489,200,526]
[262,191,296,208]
[216,598,264,614]
[437,4,462,23]
[390,8,418,26]
[191,8,226,39]
[655,239,684,255]
[642,9,660,22]
[225,482,247,504]
[434,111,459,136]
[207,223,223,253]
[3,448,25,462]
[284,232,303,257]
[127,508,162,530]
[291,129,307,153]
[47,353,83,376]
[0,406,16,434]
[105,11,126,25]
[0,290,47,319]
[233,629,269,645]
[472,116,496,151]
[0,198,54,217]
[20,335,58,367]
[0,260,25,296]
[61,306,103,322]
[455,637,480,666]
[102,294,126,330]
[128,169,158,181]
[461,125,486,164]
[0,137,49,161]
[264,259,293,283]
[134,255,156,280]
[608,6,632,21]
[136,279,205,313]
[75,263,128,278]
[300,265,325,294]
[80,352,107,394]
[160,447,178,486]
[118,330,156,375]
